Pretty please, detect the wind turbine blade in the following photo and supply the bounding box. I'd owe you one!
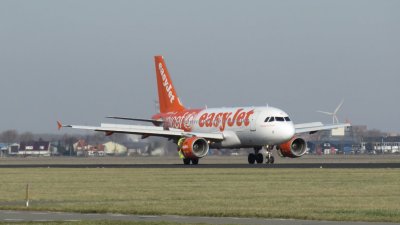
[334,99,344,114]
[317,111,333,115]
[334,115,339,124]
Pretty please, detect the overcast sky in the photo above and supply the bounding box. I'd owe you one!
[1,0,399,133]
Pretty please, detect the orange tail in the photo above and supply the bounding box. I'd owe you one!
[155,56,185,113]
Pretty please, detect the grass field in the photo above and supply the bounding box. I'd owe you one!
[0,168,399,222]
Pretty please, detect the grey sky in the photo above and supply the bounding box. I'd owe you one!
[1,0,399,133]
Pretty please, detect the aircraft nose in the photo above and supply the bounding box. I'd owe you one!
[279,123,295,142]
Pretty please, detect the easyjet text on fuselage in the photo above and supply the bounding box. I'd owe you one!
[154,108,255,132]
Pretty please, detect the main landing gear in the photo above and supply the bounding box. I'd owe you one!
[183,158,199,165]
[248,146,275,164]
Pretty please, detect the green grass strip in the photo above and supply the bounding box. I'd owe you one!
[0,168,399,222]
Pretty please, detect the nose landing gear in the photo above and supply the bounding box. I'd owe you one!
[264,145,275,164]
[265,151,275,164]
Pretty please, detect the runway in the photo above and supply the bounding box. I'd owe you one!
[0,163,399,168]
[1,210,399,225]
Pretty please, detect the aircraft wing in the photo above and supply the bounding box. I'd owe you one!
[57,122,224,141]
[294,122,351,134]
[106,116,164,126]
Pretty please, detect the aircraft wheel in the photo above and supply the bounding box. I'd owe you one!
[183,158,191,165]
[191,158,199,165]
[248,153,256,164]
[269,156,275,164]
[256,153,264,164]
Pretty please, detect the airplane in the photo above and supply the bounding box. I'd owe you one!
[58,56,350,165]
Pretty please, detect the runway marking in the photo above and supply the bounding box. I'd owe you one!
[32,212,50,215]
[4,219,24,221]
[56,212,74,215]
[109,214,128,217]
[84,213,104,216]
[139,215,159,218]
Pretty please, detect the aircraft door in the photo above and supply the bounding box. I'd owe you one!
[250,110,259,131]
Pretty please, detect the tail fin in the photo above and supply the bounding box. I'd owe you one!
[154,56,185,113]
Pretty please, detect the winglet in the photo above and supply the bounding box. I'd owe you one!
[57,121,63,130]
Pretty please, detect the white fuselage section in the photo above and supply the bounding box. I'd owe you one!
[157,106,296,148]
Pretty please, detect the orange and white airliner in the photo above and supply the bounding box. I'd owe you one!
[58,56,350,165]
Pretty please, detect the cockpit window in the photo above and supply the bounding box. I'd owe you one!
[265,116,290,122]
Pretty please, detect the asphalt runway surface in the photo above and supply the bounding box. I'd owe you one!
[0,163,399,168]
[1,210,400,225]
[2,154,400,166]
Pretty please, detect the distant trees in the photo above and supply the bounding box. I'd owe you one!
[61,134,77,156]
[0,130,18,143]
[19,132,34,142]
[0,129,131,144]
[0,130,48,143]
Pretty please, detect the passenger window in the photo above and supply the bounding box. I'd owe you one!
[264,117,270,122]
[284,117,291,121]
[276,117,285,122]
[269,117,275,122]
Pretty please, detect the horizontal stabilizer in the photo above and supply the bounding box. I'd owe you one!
[56,121,72,130]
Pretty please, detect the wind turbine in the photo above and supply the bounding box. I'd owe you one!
[317,100,344,124]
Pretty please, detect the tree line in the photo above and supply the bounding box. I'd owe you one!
[0,130,130,144]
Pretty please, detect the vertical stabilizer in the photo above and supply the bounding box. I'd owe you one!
[154,56,185,113]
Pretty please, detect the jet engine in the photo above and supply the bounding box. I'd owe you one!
[278,137,307,158]
[181,137,209,158]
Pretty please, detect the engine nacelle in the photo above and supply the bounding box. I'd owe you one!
[181,137,209,158]
[278,137,307,158]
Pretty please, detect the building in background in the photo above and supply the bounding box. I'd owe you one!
[16,141,51,156]
[103,141,127,156]
[361,136,400,154]
[0,143,8,157]
[73,139,105,157]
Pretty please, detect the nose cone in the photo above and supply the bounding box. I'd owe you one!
[277,122,295,142]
